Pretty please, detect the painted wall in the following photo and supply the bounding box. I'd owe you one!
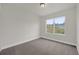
[77,4,79,53]
[0,4,2,51]
[40,7,76,46]
[0,4,40,50]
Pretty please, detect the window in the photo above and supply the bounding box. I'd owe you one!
[46,16,65,34]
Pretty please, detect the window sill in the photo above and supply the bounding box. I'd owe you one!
[46,32,65,36]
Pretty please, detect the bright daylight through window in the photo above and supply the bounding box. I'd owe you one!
[46,16,65,34]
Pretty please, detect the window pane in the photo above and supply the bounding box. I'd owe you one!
[55,16,65,34]
[46,19,54,33]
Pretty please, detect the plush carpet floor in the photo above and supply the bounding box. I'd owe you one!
[0,38,78,55]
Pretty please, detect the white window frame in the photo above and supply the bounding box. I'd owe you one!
[45,16,65,35]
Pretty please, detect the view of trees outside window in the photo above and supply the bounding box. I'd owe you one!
[46,16,65,34]
[47,19,54,33]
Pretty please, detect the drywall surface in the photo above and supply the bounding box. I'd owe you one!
[77,4,79,53]
[0,4,2,51]
[40,7,76,46]
[0,4,40,49]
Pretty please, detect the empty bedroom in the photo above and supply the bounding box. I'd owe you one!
[0,3,79,55]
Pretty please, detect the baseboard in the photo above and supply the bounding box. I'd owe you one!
[77,45,79,54]
[0,35,76,52]
[41,36,76,46]
[1,36,40,51]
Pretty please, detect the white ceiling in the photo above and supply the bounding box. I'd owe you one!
[36,3,76,16]
[1,3,76,16]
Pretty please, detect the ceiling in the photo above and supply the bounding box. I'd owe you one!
[1,3,76,16]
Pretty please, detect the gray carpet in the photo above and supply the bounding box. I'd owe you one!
[0,38,78,55]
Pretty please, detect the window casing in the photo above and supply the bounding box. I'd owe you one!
[46,16,65,34]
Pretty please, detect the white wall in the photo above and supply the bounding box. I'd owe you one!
[40,7,76,46]
[0,4,40,50]
[0,4,2,50]
[77,4,79,53]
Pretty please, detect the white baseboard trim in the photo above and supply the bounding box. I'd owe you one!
[0,35,76,52]
[41,36,76,46]
[1,36,40,51]
[76,45,79,54]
